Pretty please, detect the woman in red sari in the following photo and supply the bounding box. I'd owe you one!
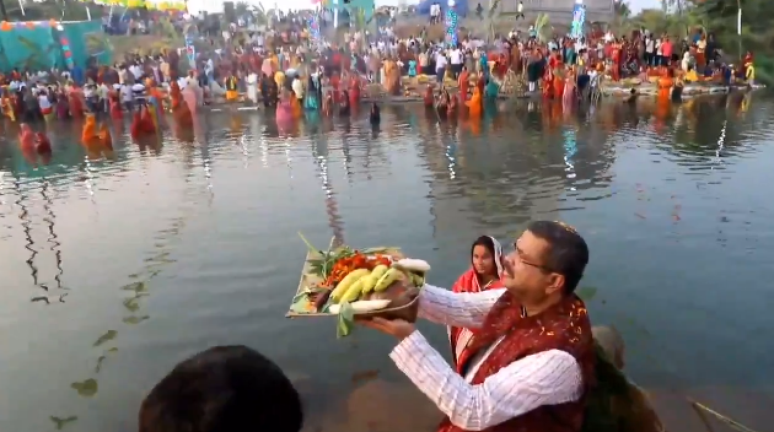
[542,67,554,99]
[348,75,360,107]
[611,41,622,82]
[448,235,504,371]
[457,66,469,102]
[69,86,85,119]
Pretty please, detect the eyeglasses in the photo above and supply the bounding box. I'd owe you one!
[509,242,552,273]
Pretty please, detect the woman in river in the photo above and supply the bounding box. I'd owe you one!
[457,66,469,102]
[304,75,319,111]
[261,73,278,108]
[448,236,504,370]
[369,103,380,125]
[435,89,450,118]
[339,90,350,116]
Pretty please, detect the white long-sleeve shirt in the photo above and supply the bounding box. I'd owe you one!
[388,285,583,431]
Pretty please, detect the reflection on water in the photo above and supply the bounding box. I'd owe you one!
[1,95,773,432]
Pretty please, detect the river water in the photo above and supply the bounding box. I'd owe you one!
[1,95,772,432]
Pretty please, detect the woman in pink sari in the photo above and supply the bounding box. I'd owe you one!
[448,235,504,372]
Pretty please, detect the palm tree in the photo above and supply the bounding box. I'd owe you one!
[486,0,502,42]
[534,13,550,42]
[614,0,631,19]
[235,1,250,16]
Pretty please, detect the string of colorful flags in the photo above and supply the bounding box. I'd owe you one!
[76,0,187,11]
[0,20,61,31]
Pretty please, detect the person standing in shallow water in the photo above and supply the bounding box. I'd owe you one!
[360,221,595,432]
[448,236,504,371]
[138,345,303,432]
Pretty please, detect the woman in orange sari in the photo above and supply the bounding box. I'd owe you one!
[553,66,565,100]
[657,68,674,101]
[290,93,302,118]
[457,66,469,102]
[542,67,554,99]
[81,114,98,145]
[19,123,34,150]
[2,94,16,122]
[448,236,504,370]
[466,86,482,116]
[384,58,399,95]
[97,123,112,149]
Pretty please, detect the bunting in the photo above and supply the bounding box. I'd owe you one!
[75,0,187,11]
[0,20,60,31]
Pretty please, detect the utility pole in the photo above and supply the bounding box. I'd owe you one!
[0,0,9,21]
[737,0,742,60]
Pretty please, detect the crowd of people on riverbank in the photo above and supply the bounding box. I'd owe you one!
[2,6,761,167]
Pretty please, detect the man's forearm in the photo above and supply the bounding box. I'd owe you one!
[417,284,504,329]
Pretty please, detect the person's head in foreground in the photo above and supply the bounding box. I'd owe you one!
[503,220,589,308]
[138,345,303,432]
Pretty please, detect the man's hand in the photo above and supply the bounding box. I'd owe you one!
[357,317,415,341]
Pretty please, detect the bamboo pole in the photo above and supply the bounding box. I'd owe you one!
[688,398,759,432]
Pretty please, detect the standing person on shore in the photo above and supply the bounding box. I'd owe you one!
[516,1,525,20]
[435,50,448,84]
[450,45,464,79]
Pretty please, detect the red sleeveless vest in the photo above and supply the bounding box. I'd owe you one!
[439,292,595,432]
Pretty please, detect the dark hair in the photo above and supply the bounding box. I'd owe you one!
[526,221,589,295]
[471,235,497,263]
[139,345,303,432]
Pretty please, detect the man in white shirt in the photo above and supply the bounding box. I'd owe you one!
[291,75,304,102]
[449,46,463,78]
[360,221,594,432]
[516,1,525,19]
[435,51,448,82]
[120,83,134,111]
[130,63,143,81]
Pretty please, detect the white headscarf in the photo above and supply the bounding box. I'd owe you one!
[484,235,504,277]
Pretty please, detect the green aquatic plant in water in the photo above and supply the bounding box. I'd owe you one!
[70,379,98,397]
[50,415,78,430]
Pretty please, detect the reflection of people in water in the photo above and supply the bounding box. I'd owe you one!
[369,103,380,125]
[138,345,303,432]
[624,88,638,104]
[339,90,350,116]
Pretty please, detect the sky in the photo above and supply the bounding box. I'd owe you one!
[186,0,662,16]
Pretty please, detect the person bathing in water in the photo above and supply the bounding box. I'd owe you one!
[369,103,380,125]
[448,235,505,369]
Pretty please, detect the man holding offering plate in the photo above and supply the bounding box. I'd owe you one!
[359,221,594,432]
